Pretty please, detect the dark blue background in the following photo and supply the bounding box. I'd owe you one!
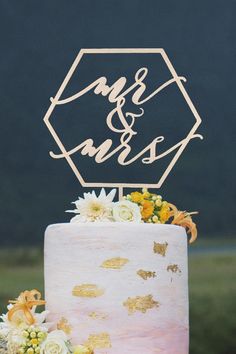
[0,0,235,245]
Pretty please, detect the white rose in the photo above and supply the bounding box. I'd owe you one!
[40,330,68,354]
[112,200,141,222]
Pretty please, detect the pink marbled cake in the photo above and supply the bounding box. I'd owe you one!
[44,223,189,354]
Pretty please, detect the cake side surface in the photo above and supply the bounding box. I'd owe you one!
[44,223,189,354]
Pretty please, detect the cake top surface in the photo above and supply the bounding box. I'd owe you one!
[62,188,197,243]
[47,222,185,231]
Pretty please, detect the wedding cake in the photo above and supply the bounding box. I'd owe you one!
[44,189,194,354]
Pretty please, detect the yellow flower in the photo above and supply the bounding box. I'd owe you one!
[27,349,34,354]
[141,200,154,220]
[155,199,162,207]
[130,192,144,204]
[158,203,170,223]
[152,215,159,223]
[141,188,151,199]
[74,345,94,354]
[30,338,39,345]
[143,191,151,199]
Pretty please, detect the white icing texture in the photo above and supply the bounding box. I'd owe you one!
[44,223,189,354]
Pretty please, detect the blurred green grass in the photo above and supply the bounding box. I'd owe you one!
[0,241,236,354]
[0,248,44,308]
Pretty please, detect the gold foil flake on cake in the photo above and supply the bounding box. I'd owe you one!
[153,242,168,256]
[167,264,181,273]
[84,332,112,349]
[100,257,129,269]
[88,312,108,320]
[123,294,159,314]
[72,284,104,298]
[57,317,72,335]
[137,269,156,280]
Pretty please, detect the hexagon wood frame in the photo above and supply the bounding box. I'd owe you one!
[43,48,203,199]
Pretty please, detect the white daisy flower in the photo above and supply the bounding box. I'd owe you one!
[66,188,116,222]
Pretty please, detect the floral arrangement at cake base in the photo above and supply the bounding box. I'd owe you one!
[0,290,93,354]
[67,188,198,243]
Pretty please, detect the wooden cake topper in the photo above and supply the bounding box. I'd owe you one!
[43,48,203,199]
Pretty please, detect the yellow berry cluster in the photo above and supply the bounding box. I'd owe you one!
[125,188,170,224]
[19,327,47,354]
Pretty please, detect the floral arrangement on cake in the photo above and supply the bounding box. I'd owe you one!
[67,188,198,243]
[0,290,93,354]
